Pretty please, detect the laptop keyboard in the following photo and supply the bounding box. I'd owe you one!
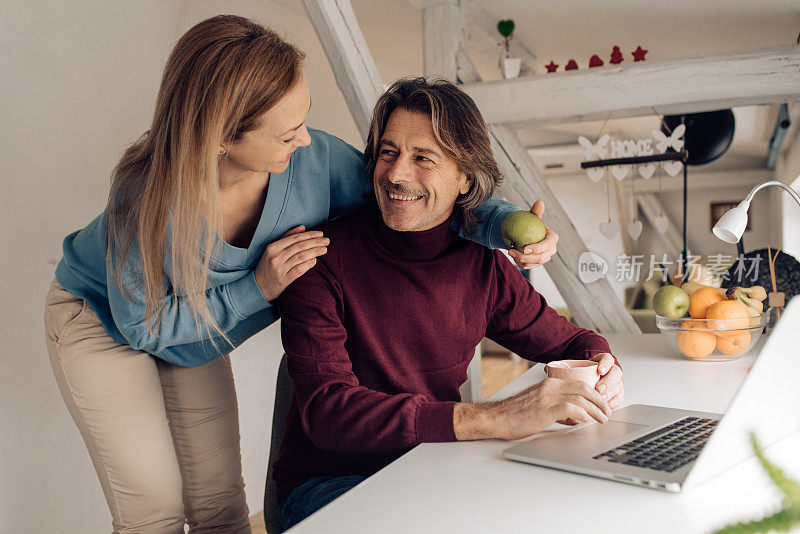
[592,417,719,473]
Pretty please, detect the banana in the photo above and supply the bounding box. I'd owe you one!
[726,286,764,316]
[680,281,726,297]
[741,285,767,301]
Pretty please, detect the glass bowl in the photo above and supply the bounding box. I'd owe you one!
[656,308,772,361]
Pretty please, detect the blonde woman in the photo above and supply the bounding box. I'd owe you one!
[43,15,557,534]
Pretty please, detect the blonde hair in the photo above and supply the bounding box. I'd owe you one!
[107,15,305,344]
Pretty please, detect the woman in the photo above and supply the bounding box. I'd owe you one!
[43,15,557,533]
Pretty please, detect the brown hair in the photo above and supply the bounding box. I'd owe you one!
[107,15,305,343]
[363,77,502,233]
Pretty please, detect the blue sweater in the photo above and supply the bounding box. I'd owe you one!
[55,128,518,366]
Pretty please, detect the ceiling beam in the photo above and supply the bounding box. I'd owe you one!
[459,46,800,127]
[301,0,384,142]
[422,0,461,81]
[489,124,641,333]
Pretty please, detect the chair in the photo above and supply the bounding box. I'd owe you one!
[263,354,293,534]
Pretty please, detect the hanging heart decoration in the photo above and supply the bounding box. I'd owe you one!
[663,160,683,176]
[627,220,643,240]
[611,165,628,181]
[577,119,684,245]
[587,167,604,182]
[599,220,618,239]
[638,163,656,179]
[654,214,669,234]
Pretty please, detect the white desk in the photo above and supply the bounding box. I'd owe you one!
[288,334,800,533]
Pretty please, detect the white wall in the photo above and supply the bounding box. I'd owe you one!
[1,2,180,531]
[775,106,800,259]
[783,174,800,259]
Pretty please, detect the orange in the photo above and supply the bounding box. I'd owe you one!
[675,322,716,358]
[716,330,751,355]
[680,318,708,330]
[706,300,750,334]
[688,287,725,319]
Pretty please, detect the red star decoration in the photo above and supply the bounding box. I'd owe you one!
[564,59,578,71]
[588,55,604,68]
[632,45,648,61]
[545,60,558,73]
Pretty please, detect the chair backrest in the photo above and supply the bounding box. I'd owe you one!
[264,354,293,534]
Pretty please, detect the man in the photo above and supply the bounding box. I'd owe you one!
[273,78,624,530]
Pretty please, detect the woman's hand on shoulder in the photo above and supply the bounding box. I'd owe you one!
[507,200,559,270]
[254,225,330,301]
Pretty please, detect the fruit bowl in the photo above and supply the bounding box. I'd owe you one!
[656,309,772,361]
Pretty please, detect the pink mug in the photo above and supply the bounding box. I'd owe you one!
[544,359,601,388]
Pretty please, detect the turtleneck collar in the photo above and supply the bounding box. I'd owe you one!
[368,207,458,262]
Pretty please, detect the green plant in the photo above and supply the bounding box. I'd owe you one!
[497,19,515,58]
[712,433,800,533]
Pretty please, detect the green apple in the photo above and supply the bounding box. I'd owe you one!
[500,211,547,251]
[652,285,690,318]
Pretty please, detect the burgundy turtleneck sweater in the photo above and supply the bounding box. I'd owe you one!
[273,208,611,501]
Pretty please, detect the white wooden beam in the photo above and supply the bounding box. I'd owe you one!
[422,0,461,81]
[460,46,800,126]
[301,0,384,142]
[456,48,481,85]
[490,125,641,333]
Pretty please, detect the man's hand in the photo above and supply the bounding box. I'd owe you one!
[453,377,611,441]
[591,353,624,410]
[507,200,559,269]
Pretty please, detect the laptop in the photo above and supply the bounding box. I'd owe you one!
[503,299,800,492]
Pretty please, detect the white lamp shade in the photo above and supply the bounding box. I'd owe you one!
[712,203,749,243]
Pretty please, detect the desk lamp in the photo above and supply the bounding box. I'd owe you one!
[712,180,800,244]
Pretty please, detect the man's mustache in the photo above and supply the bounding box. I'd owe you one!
[377,179,427,198]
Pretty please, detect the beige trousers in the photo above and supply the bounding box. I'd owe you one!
[44,280,251,533]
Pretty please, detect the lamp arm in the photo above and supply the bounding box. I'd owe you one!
[742,180,800,207]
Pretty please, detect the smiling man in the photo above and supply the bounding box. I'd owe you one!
[273,78,623,530]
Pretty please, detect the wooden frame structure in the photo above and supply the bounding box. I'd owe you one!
[301,0,799,336]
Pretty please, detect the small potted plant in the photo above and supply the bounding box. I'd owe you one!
[497,19,521,79]
[712,433,800,533]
